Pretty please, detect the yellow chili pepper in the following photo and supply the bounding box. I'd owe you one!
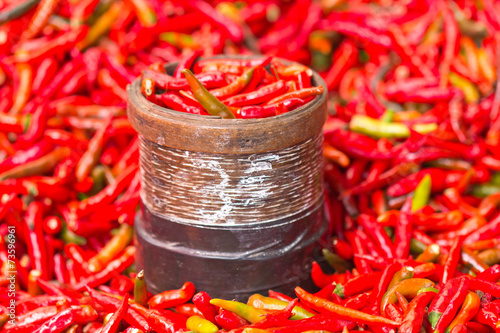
[88,224,134,272]
[78,2,123,50]
[448,72,479,103]
[186,315,218,333]
[210,299,267,324]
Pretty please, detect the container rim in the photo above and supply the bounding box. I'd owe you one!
[127,55,328,154]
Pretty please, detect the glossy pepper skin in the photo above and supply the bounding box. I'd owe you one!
[149,281,196,309]
[182,69,235,119]
[428,276,471,333]
[399,291,437,333]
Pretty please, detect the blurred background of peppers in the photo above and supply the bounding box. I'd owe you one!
[2,0,500,332]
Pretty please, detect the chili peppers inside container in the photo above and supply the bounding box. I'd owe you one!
[127,56,328,300]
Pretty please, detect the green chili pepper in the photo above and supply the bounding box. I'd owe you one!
[412,174,432,211]
[410,238,427,255]
[60,223,87,245]
[350,114,410,138]
[471,184,500,198]
[387,266,414,290]
[381,110,395,123]
[0,0,40,25]
[322,249,350,273]
[134,270,148,307]
[186,315,218,333]
[182,69,235,119]
[210,299,266,323]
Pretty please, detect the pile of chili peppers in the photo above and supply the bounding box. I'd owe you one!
[2,0,500,332]
[140,55,324,119]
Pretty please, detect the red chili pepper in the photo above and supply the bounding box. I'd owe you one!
[74,246,135,291]
[224,80,288,107]
[192,291,218,325]
[400,291,437,333]
[101,293,129,333]
[441,236,464,285]
[149,282,195,309]
[393,198,413,259]
[85,287,151,331]
[428,276,471,332]
[214,309,248,330]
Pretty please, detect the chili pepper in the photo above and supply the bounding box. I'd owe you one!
[10,63,32,115]
[343,292,370,310]
[2,305,57,330]
[87,223,133,273]
[357,214,393,258]
[380,278,435,313]
[400,291,437,333]
[149,281,195,309]
[76,164,138,216]
[368,262,402,314]
[295,287,399,327]
[0,0,40,25]
[24,202,49,280]
[266,86,324,105]
[215,309,249,330]
[324,40,358,91]
[132,270,148,308]
[474,308,500,330]
[21,0,60,40]
[393,198,413,259]
[0,147,70,181]
[85,287,151,331]
[181,69,234,119]
[333,271,382,298]
[33,305,98,333]
[209,299,266,324]
[209,67,255,99]
[464,213,500,244]
[395,291,409,313]
[146,309,183,333]
[461,247,489,272]
[16,26,89,63]
[74,246,135,290]
[415,244,440,263]
[100,293,129,333]
[388,266,415,290]
[412,174,432,212]
[428,276,471,332]
[186,315,218,333]
[445,291,480,333]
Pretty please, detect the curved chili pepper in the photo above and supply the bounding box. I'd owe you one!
[149,281,195,309]
[215,309,249,330]
[209,299,266,324]
[266,86,324,105]
[247,294,313,320]
[428,276,471,332]
[400,291,437,333]
[295,287,399,327]
[380,278,435,313]
[224,80,288,107]
[446,291,480,333]
[87,223,133,273]
[75,246,135,290]
[186,315,218,333]
[182,69,234,119]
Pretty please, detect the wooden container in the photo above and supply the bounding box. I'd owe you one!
[127,57,328,300]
